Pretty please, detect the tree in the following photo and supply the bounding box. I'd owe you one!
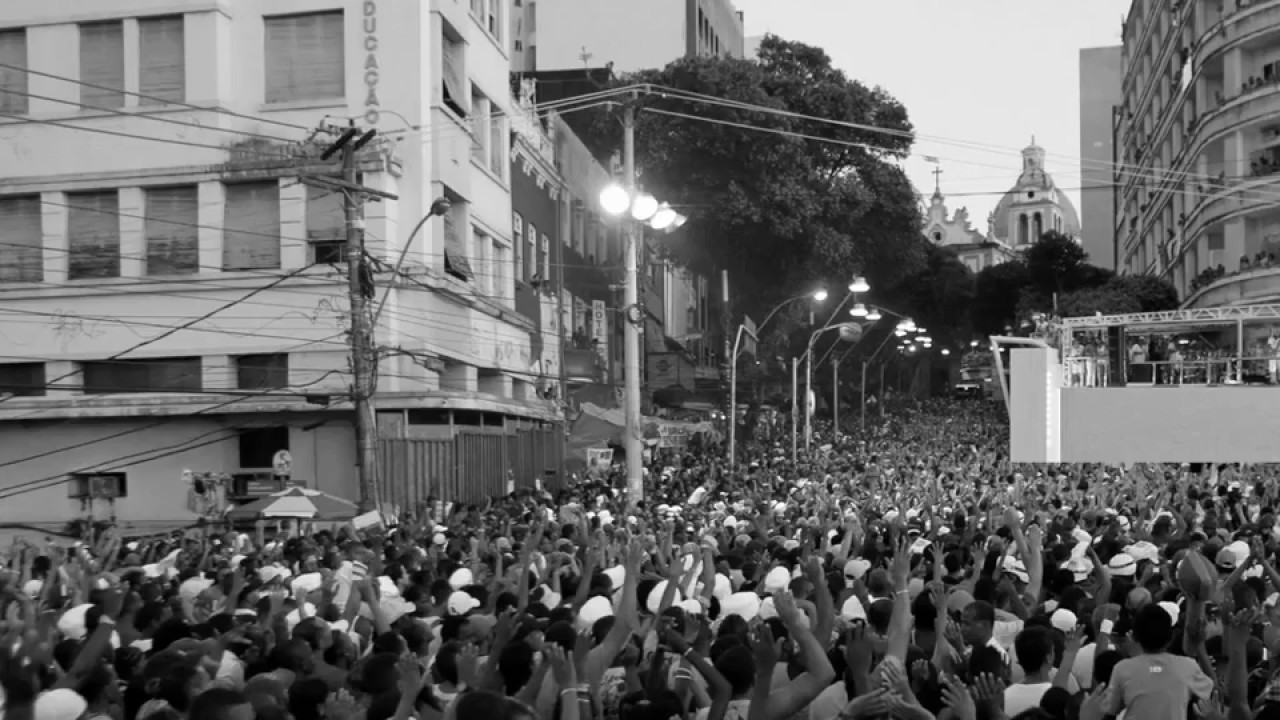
[1105,275,1180,312]
[1023,230,1093,297]
[579,35,928,323]
[1056,285,1143,317]
[971,260,1030,337]
[886,244,975,348]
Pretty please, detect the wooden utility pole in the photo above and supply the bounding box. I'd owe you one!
[312,121,396,512]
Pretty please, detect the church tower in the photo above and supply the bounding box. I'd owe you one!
[988,138,1080,248]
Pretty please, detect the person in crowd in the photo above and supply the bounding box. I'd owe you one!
[0,397,1273,720]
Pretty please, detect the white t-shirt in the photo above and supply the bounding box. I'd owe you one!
[1004,683,1052,716]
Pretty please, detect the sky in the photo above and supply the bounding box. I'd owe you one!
[732,0,1131,232]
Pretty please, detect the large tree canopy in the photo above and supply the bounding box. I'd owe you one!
[580,35,928,323]
[970,231,1180,334]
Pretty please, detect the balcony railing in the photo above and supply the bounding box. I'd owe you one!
[1064,355,1278,387]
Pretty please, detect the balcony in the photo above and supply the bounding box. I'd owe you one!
[1193,0,1280,72]
[1185,264,1280,308]
[1185,173,1280,242]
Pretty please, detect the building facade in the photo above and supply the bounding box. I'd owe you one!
[511,0,744,73]
[1079,45,1125,270]
[989,142,1083,249]
[0,0,561,534]
[1117,0,1280,307]
[924,188,1017,274]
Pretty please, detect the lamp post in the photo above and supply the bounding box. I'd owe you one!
[597,104,687,506]
[727,288,826,473]
[824,307,920,427]
[803,278,869,451]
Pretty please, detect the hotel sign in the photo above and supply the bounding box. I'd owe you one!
[362,1,381,125]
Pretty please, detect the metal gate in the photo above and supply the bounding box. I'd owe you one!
[379,423,563,506]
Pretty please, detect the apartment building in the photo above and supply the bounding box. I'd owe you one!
[1117,0,1280,307]
[511,0,744,73]
[1079,45,1124,270]
[0,0,561,533]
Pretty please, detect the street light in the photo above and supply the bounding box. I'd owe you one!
[866,307,882,321]
[849,276,870,293]
[597,169,688,505]
[849,303,868,318]
[729,287,828,473]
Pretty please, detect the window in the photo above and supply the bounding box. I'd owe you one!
[470,0,484,18]
[79,22,124,109]
[0,30,28,114]
[471,88,489,165]
[82,356,202,394]
[0,362,44,396]
[223,181,281,270]
[264,12,344,104]
[138,16,185,104]
[525,221,538,281]
[487,0,503,42]
[236,353,289,390]
[0,195,42,282]
[144,186,199,275]
[68,473,128,499]
[512,212,524,282]
[441,192,472,282]
[488,102,505,176]
[441,23,466,117]
[67,191,120,280]
[306,183,345,264]
[541,232,551,284]
[492,235,508,299]
[238,426,289,469]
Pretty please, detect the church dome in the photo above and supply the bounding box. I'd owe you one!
[989,140,1081,242]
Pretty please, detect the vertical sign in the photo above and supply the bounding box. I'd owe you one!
[591,300,609,367]
[362,1,381,125]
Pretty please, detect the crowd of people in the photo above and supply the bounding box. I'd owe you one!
[0,396,1275,720]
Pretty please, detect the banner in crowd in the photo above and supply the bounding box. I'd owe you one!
[587,448,614,472]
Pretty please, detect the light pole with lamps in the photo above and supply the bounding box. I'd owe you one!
[803,277,869,451]
[727,288,827,473]
[824,308,921,427]
[597,101,687,506]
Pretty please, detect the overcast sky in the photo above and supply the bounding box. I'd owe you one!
[732,0,1131,230]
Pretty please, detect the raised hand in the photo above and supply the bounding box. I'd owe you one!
[941,676,977,720]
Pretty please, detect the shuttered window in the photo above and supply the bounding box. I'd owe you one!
[144,186,198,275]
[525,222,538,282]
[264,12,344,104]
[306,184,345,264]
[222,182,281,271]
[541,231,551,282]
[138,16,185,104]
[441,26,466,117]
[67,191,120,280]
[79,22,125,109]
[82,357,202,394]
[442,199,473,281]
[489,109,504,177]
[512,212,524,283]
[0,30,28,114]
[0,195,42,282]
[470,88,488,164]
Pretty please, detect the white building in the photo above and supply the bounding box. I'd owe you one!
[511,0,744,73]
[1117,0,1280,307]
[0,0,561,535]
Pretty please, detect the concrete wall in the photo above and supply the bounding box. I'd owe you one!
[0,414,356,531]
[1079,46,1123,270]
[1058,386,1280,462]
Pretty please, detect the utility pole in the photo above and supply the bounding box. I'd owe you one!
[313,121,390,513]
[621,102,644,505]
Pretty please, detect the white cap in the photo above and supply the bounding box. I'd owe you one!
[447,591,480,616]
[1050,608,1077,632]
[720,592,761,621]
[602,566,626,593]
[1158,601,1180,625]
[764,566,791,593]
[647,580,683,614]
[840,595,867,622]
[577,595,614,629]
[33,688,88,720]
[291,572,323,596]
[843,558,871,580]
[448,568,474,590]
[1123,541,1159,564]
